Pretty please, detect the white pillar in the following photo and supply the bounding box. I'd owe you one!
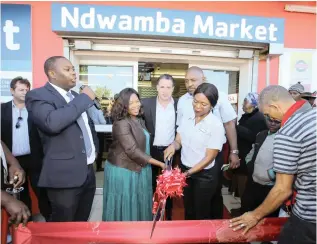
[266,55,270,86]
[251,51,259,92]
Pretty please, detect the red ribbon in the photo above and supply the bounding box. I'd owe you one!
[152,167,187,214]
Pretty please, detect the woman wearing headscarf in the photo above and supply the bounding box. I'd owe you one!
[231,92,267,210]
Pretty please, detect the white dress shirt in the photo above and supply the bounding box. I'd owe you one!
[177,112,226,169]
[177,92,237,126]
[11,102,31,156]
[153,98,175,146]
[87,106,107,125]
[49,83,96,165]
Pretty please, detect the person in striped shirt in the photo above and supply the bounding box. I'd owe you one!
[230,85,316,244]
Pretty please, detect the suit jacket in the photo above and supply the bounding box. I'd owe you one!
[1,101,43,171]
[107,118,151,172]
[1,101,32,152]
[142,97,178,145]
[25,82,99,188]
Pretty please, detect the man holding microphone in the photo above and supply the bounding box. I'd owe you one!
[25,56,99,222]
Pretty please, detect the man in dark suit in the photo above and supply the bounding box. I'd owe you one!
[25,56,99,222]
[1,76,51,220]
[142,74,178,220]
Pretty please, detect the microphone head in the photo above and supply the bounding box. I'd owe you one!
[71,81,84,93]
[76,81,84,89]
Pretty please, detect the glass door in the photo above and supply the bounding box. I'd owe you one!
[188,63,240,114]
[78,61,138,98]
[78,60,138,117]
[77,60,138,189]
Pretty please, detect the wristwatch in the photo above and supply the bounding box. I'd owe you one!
[230,150,239,155]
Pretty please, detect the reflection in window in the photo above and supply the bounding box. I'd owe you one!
[79,65,133,97]
[79,65,134,188]
[79,64,134,114]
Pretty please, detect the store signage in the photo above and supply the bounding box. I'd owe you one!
[1,4,32,72]
[228,93,238,104]
[52,3,285,44]
[295,60,308,72]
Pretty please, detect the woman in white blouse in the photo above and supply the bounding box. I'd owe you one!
[164,83,226,220]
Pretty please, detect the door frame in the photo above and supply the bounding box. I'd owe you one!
[74,58,139,92]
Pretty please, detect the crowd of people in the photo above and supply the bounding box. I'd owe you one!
[1,55,316,244]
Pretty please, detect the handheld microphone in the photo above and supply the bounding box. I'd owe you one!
[79,85,101,110]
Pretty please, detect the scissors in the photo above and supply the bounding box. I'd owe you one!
[6,176,24,200]
[150,199,166,239]
[165,157,173,171]
[149,158,173,239]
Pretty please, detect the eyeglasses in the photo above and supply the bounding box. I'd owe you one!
[15,117,23,129]
[264,114,281,124]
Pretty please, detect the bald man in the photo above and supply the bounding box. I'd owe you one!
[26,56,99,222]
[177,66,239,219]
[230,85,315,244]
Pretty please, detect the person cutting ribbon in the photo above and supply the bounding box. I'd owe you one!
[164,83,226,220]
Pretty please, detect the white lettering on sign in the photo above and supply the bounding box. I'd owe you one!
[269,23,278,42]
[215,22,228,38]
[156,12,170,33]
[134,16,154,32]
[193,15,278,42]
[230,24,239,38]
[61,7,185,34]
[172,19,185,34]
[60,6,279,42]
[118,15,132,30]
[62,6,79,28]
[240,19,253,39]
[255,25,267,41]
[2,20,20,50]
[193,15,213,36]
[81,8,95,28]
[98,15,117,30]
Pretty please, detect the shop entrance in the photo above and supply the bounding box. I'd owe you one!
[67,39,259,220]
[76,59,241,189]
[77,61,240,117]
[68,38,258,119]
[137,62,240,113]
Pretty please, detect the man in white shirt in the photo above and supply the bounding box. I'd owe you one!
[177,66,240,219]
[25,56,99,222]
[142,74,178,220]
